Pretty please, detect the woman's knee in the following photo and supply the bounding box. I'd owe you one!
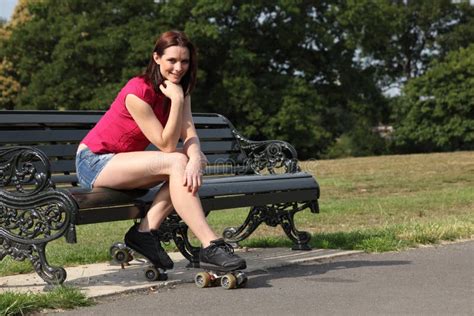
[168,152,188,174]
[147,152,188,175]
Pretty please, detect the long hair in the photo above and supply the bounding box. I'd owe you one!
[142,30,197,96]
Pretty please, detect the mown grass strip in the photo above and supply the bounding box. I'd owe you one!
[0,286,92,316]
[242,217,473,252]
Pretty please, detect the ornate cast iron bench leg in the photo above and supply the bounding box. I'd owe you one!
[0,237,67,284]
[223,202,315,250]
[159,213,200,268]
[0,147,77,285]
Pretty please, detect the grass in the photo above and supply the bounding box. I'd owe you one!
[1,151,473,277]
[0,286,92,316]
[242,216,473,252]
[0,151,472,314]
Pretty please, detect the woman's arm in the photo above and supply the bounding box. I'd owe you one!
[125,81,184,152]
[180,95,207,194]
[180,95,206,162]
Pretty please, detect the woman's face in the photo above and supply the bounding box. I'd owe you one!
[154,46,190,84]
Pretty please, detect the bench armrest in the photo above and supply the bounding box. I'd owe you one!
[232,130,301,174]
[0,146,53,195]
[0,146,78,244]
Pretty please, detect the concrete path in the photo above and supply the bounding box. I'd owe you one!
[0,247,360,298]
[49,240,474,316]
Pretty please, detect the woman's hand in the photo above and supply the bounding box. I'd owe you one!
[183,153,207,195]
[159,80,184,102]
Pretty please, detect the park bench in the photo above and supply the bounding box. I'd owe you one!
[0,110,320,285]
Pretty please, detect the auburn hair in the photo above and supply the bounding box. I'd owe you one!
[142,30,197,95]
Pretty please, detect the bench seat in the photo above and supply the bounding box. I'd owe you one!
[0,110,320,285]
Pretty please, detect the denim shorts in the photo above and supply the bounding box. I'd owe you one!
[75,147,115,189]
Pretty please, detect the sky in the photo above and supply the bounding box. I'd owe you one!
[0,0,17,21]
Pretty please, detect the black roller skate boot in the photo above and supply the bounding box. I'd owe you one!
[124,223,174,270]
[199,238,246,272]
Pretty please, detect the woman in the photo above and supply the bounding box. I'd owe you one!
[76,30,246,272]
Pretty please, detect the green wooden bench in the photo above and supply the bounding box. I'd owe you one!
[0,110,320,285]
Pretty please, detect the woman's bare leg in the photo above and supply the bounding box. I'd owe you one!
[139,182,174,231]
[94,151,218,247]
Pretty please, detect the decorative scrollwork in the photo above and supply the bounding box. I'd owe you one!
[0,146,77,284]
[0,235,67,284]
[232,130,300,174]
[223,201,315,250]
[158,213,200,267]
[0,146,54,196]
[0,193,72,243]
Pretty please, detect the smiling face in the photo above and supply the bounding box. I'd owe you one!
[154,46,190,84]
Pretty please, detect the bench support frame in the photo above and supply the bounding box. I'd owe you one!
[0,147,78,284]
[1,113,320,285]
[223,201,319,250]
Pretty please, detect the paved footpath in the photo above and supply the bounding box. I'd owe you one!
[0,247,359,297]
[48,240,473,316]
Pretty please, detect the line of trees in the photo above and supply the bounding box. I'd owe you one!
[1,0,473,158]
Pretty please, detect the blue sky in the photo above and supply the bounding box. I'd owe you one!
[0,0,17,21]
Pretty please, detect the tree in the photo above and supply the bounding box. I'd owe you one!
[338,0,474,88]
[0,0,36,109]
[0,0,391,157]
[6,0,170,110]
[178,0,386,157]
[0,59,20,109]
[393,44,474,152]
[7,0,471,158]
[437,2,474,59]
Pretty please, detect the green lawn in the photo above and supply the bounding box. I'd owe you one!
[1,151,473,277]
[0,286,91,316]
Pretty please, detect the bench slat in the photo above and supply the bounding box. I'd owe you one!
[202,189,317,211]
[0,112,103,124]
[199,173,318,197]
[195,128,234,139]
[192,115,228,125]
[0,130,88,143]
[200,141,240,153]
[73,188,318,225]
[36,144,242,159]
[36,144,78,157]
[51,160,76,173]
[69,173,318,210]
[0,111,227,127]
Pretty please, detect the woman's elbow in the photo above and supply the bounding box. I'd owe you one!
[152,134,180,152]
[160,146,177,153]
[157,140,177,153]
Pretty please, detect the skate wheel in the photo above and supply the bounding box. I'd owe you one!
[109,242,125,257]
[195,272,212,288]
[145,266,160,281]
[235,271,248,288]
[112,249,130,264]
[221,273,237,289]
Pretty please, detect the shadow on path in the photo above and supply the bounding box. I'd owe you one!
[246,259,411,288]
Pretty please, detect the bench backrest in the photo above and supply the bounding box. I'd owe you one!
[0,110,248,187]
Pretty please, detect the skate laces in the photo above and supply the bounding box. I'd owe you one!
[211,239,234,256]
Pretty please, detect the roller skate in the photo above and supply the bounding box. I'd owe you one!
[110,224,173,282]
[194,238,247,290]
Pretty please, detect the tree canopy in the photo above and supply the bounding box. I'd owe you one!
[1,0,473,158]
[393,44,474,152]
